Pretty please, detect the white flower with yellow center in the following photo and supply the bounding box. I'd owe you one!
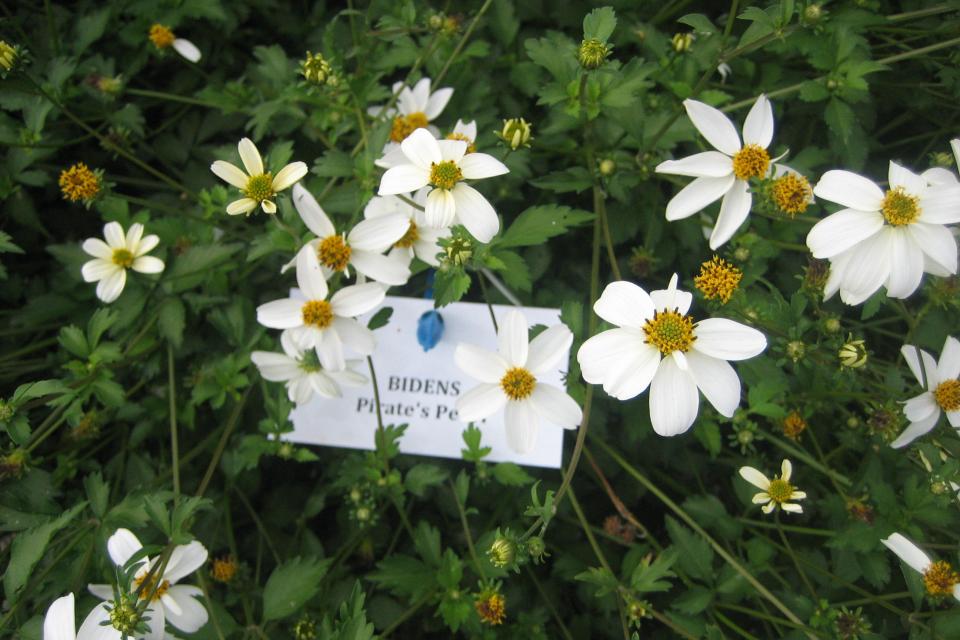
[576,275,766,436]
[376,119,477,169]
[44,593,122,640]
[81,222,164,304]
[655,95,777,249]
[922,139,960,186]
[806,161,960,305]
[252,331,367,406]
[257,248,384,370]
[738,459,806,514]
[88,528,209,637]
[454,310,582,454]
[369,77,453,147]
[364,188,450,267]
[148,24,201,63]
[882,533,960,601]
[210,138,308,215]
[283,183,411,285]
[378,128,508,243]
[891,336,960,448]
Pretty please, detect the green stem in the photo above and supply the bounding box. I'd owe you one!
[450,479,486,579]
[434,0,495,86]
[195,385,252,498]
[774,512,817,599]
[525,565,575,640]
[366,356,389,472]
[168,344,180,504]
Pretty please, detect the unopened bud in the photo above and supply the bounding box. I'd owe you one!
[671,32,694,52]
[499,118,532,150]
[578,38,611,70]
[839,337,867,368]
[488,537,516,568]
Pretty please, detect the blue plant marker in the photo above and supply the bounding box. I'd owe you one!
[417,270,444,351]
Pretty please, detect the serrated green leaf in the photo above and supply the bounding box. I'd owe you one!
[158,298,186,348]
[665,516,714,582]
[405,464,448,497]
[499,205,594,248]
[433,268,471,307]
[262,556,332,621]
[4,502,86,599]
[583,7,617,42]
[492,463,534,486]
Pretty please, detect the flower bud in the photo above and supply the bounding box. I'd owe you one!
[671,32,694,52]
[525,536,548,563]
[300,51,338,87]
[487,536,516,568]
[499,118,532,150]
[786,340,806,362]
[578,38,611,70]
[839,337,867,369]
[599,158,616,176]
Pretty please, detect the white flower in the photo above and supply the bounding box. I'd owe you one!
[655,95,777,249]
[738,459,806,514]
[368,77,453,148]
[806,161,960,305]
[257,248,384,370]
[922,139,960,186]
[252,331,367,405]
[378,128,509,243]
[376,119,477,170]
[149,24,201,63]
[364,187,449,267]
[284,183,411,285]
[882,532,960,600]
[577,275,766,436]
[891,336,960,448]
[454,310,582,454]
[210,138,308,215]
[88,529,209,637]
[81,222,164,304]
[44,593,122,640]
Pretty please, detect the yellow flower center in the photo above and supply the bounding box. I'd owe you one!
[923,560,959,597]
[694,256,742,304]
[731,144,771,181]
[500,367,536,401]
[429,160,463,190]
[643,309,696,355]
[58,162,101,202]
[771,173,813,216]
[148,24,175,49]
[782,411,807,440]
[881,187,920,226]
[317,235,352,271]
[390,111,429,143]
[112,248,135,268]
[301,300,333,329]
[475,591,506,626]
[244,173,275,202]
[766,478,794,504]
[394,220,419,249]
[133,572,170,601]
[934,379,960,412]
[445,132,477,154]
[211,556,238,583]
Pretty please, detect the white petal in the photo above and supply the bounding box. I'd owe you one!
[738,466,771,491]
[256,299,304,329]
[649,274,693,315]
[655,151,733,178]
[350,250,410,285]
[261,199,277,214]
[455,343,508,383]
[578,329,640,384]
[923,167,958,186]
[125,224,144,252]
[103,222,125,249]
[308,371,341,399]
[456,383,507,422]
[526,325,573,375]
[504,400,540,454]
[237,138,263,176]
[295,247,329,301]
[742,94,774,148]
[947,410,960,428]
[250,351,301,382]
[882,533,931,574]
[781,503,803,514]
[273,162,308,192]
[459,153,509,180]
[939,336,960,381]
[752,492,771,504]
[107,529,143,568]
[44,593,75,640]
[529,384,582,428]
[226,198,258,215]
[132,256,164,274]
[438,139,468,163]
[909,222,957,275]
[813,170,884,211]
[593,281,655,329]
[451,183,499,243]
[349,214,409,251]
[143,603,164,640]
[77,602,121,640]
[806,209,885,259]
[693,318,766,361]
[87,584,113,601]
[95,269,126,303]
[374,145,408,169]
[82,238,113,259]
[172,38,201,63]
[82,259,117,283]
[602,342,661,400]
[163,585,208,632]
[665,175,735,221]
[400,128,441,169]
[379,165,430,195]
[293,183,336,237]
[424,87,454,120]
[498,310,529,367]
[425,188,456,228]
[136,234,160,256]
[890,411,940,449]
[709,179,752,249]
[649,358,700,436]
[163,540,208,584]
[409,78,431,111]
[211,161,249,190]
[330,282,385,317]
[837,229,893,305]
[884,228,924,299]
[331,317,376,356]
[316,328,345,371]
[888,161,927,194]
[918,184,960,224]
[781,459,792,482]
[901,344,939,387]
[685,351,742,417]
[903,392,938,423]
[683,99,741,156]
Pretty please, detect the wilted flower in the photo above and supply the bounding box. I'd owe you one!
[474,586,506,625]
[782,411,807,440]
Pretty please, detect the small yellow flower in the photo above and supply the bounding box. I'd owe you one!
[210,555,238,583]
[487,537,515,568]
[694,255,742,303]
[771,172,813,216]
[474,587,506,625]
[739,459,806,514]
[59,162,102,203]
[210,138,308,215]
[148,24,176,49]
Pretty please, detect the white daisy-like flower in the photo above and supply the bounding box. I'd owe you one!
[891,336,960,448]
[148,24,201,63]
[252,331,367,406]
[210,138,308,215]
[738,459,806,514]
[257,248,384,370]
[378,128,509,243]
[81,222,164,304]
[44,593,122,640]
[283,183,411,285]
[882,533,960,601]
[375,119,478,170]
[576,275,767,436]
[454,310,582,454]
[368,77,453,147]
[363,187,449,267]
[655,95,777,249]
[88,528,209,638]
[806,161,960,305]
[922,139,960,186]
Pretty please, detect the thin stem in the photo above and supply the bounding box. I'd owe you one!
[195,386,252,498]
[381,589,437,637]
[475,269,499,332]
[168,345,180,504]
[450,479,486,579]
[774,512,816,599]
[525,565,575,640]
[366,356,389,472]
[233,486,282,565]
[434,0,495,86]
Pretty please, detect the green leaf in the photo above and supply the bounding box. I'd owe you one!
[165,244,243,293]
[673,586,713,614]
[158,298,186,348]
[492,463,534,486]
[73,9,111,55]
[665,516,714,582]
[59,325,88,359]
[4,502,86,599]
[262,556,332,622]
[490,250,531,292]
[824,98,856,146]
[367,306,393,330]
[437,549,463,589]
[405,464,448,497]
[583,7,617,42]
[413,521,442,567]
[461,424,491,462]
[575,566,619,596]
[529,168,593,194]
[630,548,678,594]
[499,205,594,248]
[369,554,436,598]
[433,268,471,307]
[11,380,68,407]
[313,149,355,178]
[677,14,718,34]
[84,472,109,519]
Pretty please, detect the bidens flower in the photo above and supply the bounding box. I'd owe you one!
[655,95,778,249]
[44,593,119,640]
[378,128,508,243]
[738,459,806,514]
[88,528,209,637]
[454,311,582,454]
[882,533,960,601]
[364,188,450,268]
[211,138,308,215]
[577,275,766,436]
[806,161,960,305]
[59,162,102,203]
[891,336,960,448]
[369,77,453,144]
[148,24,201,63]
[81,222,164,304]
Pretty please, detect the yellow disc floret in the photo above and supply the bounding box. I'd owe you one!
[732,144,771,181]
[429,161,463,190]
[149,24,176,49]
[475,589,506,625]
[394,221,419,249]
[301,300,334,329]
[133,572,171,601]
[782,411,807,441]
[643,309,696,355]
[390,112,429,143]
[500,367,536,401]
[317,235,352,271]
[772,173,813,216]
[766,478,794,504]
[694,256,742,304]
[59,162,101,202]
[934,379,960,412]
[244,173,275,203]
[881,187,920,226]
[112,249,135,269]
[446,132,477,154]
[923,560,959,597]
[211,556,238,583]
